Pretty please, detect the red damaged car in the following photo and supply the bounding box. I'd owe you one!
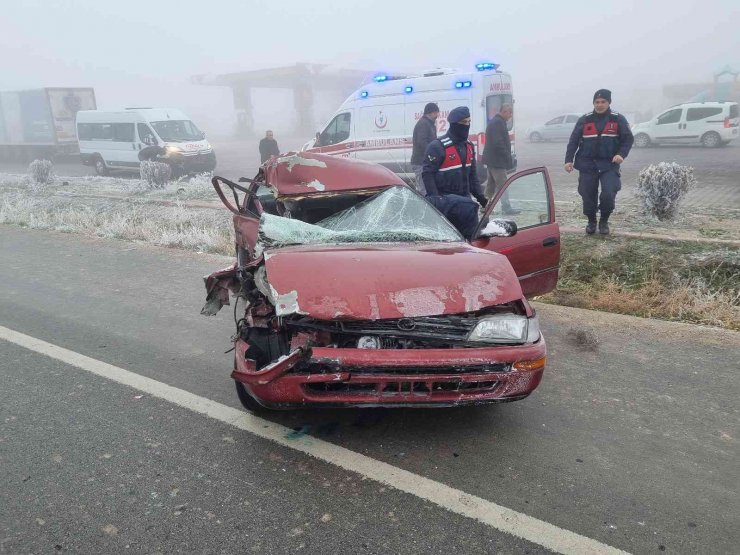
[202,152,560,410]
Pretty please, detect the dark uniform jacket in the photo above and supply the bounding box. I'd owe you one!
[411,116,437,166]
[565,109,633,172]
[421,135,487,205]
[482,114,513,169]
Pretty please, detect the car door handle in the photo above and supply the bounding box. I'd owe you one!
[543,237,559,247]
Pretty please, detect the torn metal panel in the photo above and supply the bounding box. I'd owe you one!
[200,264,239,316]
[231,342,311,385]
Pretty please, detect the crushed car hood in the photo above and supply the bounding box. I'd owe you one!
[263,242,523,320]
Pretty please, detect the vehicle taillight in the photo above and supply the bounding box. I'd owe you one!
[724,117,730,128]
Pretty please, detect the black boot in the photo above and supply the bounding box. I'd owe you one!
[599,215,610,235]
[585,216,597,235]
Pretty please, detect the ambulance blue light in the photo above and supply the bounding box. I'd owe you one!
[463,81,472,88]
[374,75,388,83]
[455,81,472,89]
[360,90,369,98]
[475,62,499,71]
[404,86,413,93]
[455,81,464,89]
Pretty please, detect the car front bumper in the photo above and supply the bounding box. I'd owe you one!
[231,338,547,408]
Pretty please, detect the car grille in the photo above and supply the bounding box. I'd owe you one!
[304,379,500,396]
[291,362,511,375]
[288,314,479,344]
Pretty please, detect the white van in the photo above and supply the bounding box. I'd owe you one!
[76,108,216,175]
[301,64,514,178]
[631,101,739,148]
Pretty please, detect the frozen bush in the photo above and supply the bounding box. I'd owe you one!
[635,162,695,221]
[140,161,172,188]
[28,159,54,185]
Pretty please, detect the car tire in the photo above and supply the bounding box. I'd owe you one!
[93,155,108,176]
[701,131,721,148]
[634,133,651,148]
[235,380,267,413]
[529,132,542,143]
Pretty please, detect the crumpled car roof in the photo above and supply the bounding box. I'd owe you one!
[263,152,406,197]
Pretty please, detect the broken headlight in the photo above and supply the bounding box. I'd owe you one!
[467,314,540,344]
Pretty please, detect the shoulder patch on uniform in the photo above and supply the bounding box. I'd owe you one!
[428,155,436,162]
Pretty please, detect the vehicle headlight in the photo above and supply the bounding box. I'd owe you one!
[467,313,540,344]
[165,145,182,154]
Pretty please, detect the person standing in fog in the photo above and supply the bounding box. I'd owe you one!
[565,89,633,235]
[410,102,439,194]
[482,103,519,214]
[259,130,280,163]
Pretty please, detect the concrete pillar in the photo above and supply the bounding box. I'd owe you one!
[293,82,314,137]
[232,83,254,137]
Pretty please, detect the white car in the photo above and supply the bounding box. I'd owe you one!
[631,101,739,148]
[526,113,581,142]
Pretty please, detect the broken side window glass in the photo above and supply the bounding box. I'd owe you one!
[257,186,463,253]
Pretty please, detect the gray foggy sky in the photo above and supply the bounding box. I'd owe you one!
[2,0,738,135]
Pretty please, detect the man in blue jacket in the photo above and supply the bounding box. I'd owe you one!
[422,106,487,239]
[565,89,633,235]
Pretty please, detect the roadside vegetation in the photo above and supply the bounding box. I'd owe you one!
[542,234,739,330]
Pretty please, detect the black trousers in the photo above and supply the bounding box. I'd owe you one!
[577,168,621,218]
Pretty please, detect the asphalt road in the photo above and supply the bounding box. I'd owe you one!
[1,226,738,554]
[0,138,737,211]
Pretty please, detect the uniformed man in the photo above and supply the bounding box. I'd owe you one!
[422,106,487,239]
[565,89,634,235]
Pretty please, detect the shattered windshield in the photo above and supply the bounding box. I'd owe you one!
[258,185,463,252]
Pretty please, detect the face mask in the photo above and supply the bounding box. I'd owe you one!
[449,122,470,142]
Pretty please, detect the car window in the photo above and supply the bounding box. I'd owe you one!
[686,107,723,121]
[489,171,550,230]
[546,116,564,125]
[320,113,351,146]
[138,123,157,145]
[565,115,579,123]
[486,94,514,130]
[151,120,204,142]
[656,109,682,125]
[112,123,134,142]
[259,185,463,248]
[77,123,113,141]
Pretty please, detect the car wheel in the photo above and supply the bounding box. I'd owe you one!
[235,380,267,413]
[94,156,108,176]
[634,133,651,148]
[529,132,542,143]
[701,131,721,148]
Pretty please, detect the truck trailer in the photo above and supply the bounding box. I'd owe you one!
[0,87,96,160]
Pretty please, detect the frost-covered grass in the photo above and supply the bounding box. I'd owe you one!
[543,235,740,330]
[0,171,217,201]
[0,192,233,254]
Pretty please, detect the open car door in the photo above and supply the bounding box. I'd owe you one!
[470,167,560,297]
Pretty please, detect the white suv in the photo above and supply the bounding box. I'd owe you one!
[631,101,739,148]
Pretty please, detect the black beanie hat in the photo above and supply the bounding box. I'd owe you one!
[424,102,440,114]
[593,89,612,103]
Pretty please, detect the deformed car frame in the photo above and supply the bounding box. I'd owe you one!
[202,152,560,410]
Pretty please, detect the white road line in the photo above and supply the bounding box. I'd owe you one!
[1,324,628,555]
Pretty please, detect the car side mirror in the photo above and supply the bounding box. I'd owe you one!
[477,218,517,239]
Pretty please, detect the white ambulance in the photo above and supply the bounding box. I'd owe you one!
[301,63,515,178]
